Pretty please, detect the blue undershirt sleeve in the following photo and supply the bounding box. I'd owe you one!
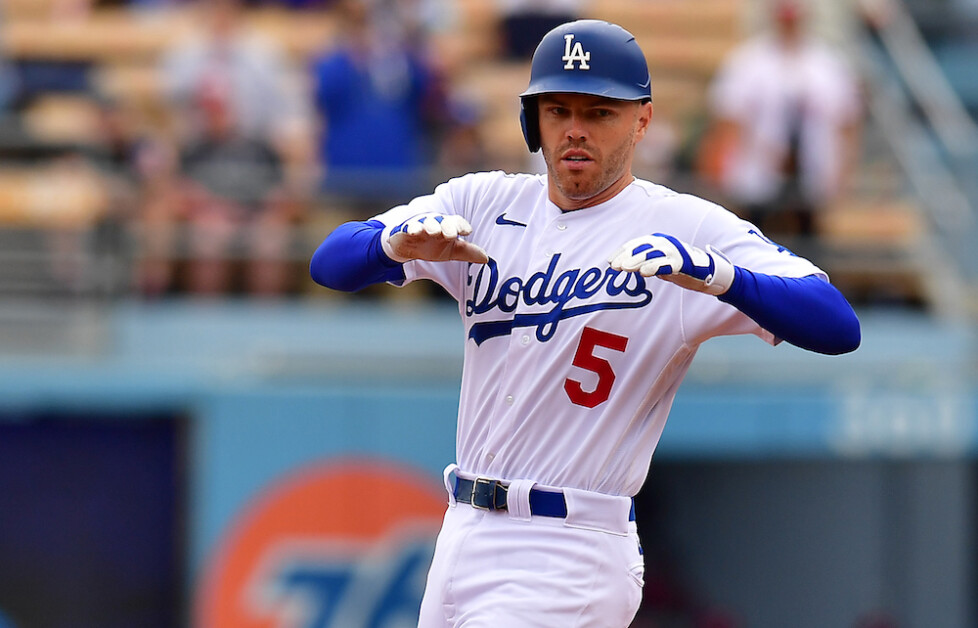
[309,220,406,292]
[718,267,861,355]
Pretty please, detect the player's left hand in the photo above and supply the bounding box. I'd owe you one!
[609,233,735,295]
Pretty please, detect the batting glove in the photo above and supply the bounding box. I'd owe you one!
[384,213,489,265]
[609,233,735,295]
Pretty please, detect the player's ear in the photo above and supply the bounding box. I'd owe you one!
[635,101,653,140]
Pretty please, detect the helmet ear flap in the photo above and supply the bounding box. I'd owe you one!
[520,97,540,153]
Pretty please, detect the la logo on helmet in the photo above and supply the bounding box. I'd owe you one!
[562,34,591,70]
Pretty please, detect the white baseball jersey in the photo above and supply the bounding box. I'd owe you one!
[375,171,823,497]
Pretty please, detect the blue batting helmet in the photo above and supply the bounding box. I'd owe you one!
[519,20,653,153]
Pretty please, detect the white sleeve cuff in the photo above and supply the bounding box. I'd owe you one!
[704,246,735,296]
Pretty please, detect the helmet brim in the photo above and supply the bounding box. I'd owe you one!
[520,76,651,102]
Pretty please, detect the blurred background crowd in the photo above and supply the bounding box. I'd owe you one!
[0,0,975,312]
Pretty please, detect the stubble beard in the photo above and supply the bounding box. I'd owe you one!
[544,128,637,203]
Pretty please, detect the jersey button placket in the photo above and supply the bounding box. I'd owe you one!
[543,220,567,266]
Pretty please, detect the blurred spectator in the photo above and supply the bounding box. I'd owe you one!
[182,83,299,295]
[699,0,862,244]
[133,133,183,296]
[159,0,312,161]
[144,0,311,295]
[310,0,449,215]
[146,73,301,296]
[494,0,585,60]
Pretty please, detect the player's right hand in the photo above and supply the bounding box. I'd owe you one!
[384,213,489,265]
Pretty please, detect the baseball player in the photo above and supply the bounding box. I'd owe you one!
[310,19,860,627]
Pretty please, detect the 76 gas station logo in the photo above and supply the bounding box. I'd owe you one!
[246,532,435,628]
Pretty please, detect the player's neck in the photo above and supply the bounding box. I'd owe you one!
[549,173,636,211]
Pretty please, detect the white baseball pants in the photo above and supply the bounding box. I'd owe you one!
[417,468,644,627]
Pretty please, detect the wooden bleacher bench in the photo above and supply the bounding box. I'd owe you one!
[590,0,744,37]
[819,198,924,248]
[816,198,940,308]
[434,0,502,75]
[19,94,104,145]
[0,6,338,63]
[0,165,109,229]
[0,9,192,63]
[637,35,741,79]
[591,0,744,77]
[647,75,710,121]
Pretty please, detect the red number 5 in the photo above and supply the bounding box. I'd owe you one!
[564,327,629,408]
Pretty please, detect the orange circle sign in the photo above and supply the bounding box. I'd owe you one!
[195,459,447,628]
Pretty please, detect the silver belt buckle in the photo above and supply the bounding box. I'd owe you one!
[472,477,507,511]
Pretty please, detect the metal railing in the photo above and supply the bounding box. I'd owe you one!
[857,0,978,286]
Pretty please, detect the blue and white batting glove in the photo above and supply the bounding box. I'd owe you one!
[383,213,489,264]
[609,233,735,295]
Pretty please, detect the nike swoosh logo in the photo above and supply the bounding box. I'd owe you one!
[495,213,527,227]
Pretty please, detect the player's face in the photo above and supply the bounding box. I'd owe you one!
[538,93,652,210]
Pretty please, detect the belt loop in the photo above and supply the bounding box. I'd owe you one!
[505,479,535,522]
[562,488,631,536]
[443,463,459,507]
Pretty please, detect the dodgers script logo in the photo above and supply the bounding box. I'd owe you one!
[465,254,653,345]
[562,33,591,70]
